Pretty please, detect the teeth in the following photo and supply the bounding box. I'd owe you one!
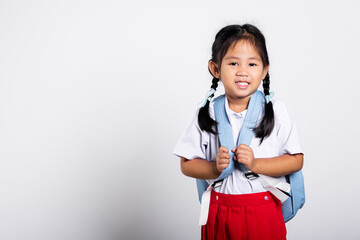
[236,82,249,86]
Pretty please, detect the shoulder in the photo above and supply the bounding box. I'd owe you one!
[188,108,202,130]
[210,94,227,119]
[272,99,287,113]
[270,99,298,137]
[267,99,302,155]
[173,105,218,160]
[271,99,293,121]
[184,105,215,134]
[208,101,216,120]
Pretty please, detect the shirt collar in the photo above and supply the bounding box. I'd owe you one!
[225,97,247,120]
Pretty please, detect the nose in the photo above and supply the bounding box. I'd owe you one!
[236,64,248,77]
[236,69,248,77]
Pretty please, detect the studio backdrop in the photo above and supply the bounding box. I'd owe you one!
[1,0,359,239]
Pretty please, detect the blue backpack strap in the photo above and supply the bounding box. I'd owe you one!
[196,91,264,202]
[196,179,209,202]
[213,94,236,179]
[282,170,306,222]
[235,91,264,172]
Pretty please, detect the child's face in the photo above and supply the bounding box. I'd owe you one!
[210,40,269,104]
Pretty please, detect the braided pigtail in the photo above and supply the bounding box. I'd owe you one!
[198,77,220,134]
[254,73,275,143]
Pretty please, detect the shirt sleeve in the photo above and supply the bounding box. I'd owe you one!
[173,110,210,160]
[274,101,303,155]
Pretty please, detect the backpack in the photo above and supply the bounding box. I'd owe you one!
[196,90,305,223]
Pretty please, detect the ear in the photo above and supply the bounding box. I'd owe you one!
[208,60,221,79]
[262,65,270,80]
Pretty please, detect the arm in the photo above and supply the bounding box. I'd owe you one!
[180,146,233,179]
[252,153,303,177]
[180,157,220,180]
[233,144,303,177]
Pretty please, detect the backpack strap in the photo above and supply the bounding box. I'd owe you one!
[196,91,264,203]
[196,91,305,224]
[198,91,265,225]
[282,170,306,222]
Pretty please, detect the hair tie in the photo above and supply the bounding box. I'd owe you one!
[265,91,274,104]
[198,88,216,108]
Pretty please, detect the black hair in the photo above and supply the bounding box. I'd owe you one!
[198,24,275,143]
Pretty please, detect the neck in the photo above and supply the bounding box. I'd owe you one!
[227,95,251,113]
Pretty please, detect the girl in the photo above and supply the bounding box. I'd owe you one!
[173,24,303,240]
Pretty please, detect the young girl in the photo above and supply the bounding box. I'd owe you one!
[173,24,303,240]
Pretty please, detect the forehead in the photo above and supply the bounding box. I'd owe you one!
[226,39,261,57]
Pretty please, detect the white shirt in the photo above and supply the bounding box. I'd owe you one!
[173,96,303,195]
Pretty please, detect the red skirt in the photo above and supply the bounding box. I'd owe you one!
[201,191,286,240]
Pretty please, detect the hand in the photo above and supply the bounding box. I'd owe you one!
[232,144,256,172]
[216,146,231,173]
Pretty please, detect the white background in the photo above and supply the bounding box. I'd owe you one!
[1,0,359,239]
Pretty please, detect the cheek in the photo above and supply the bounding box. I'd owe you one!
[220,67,234,78]
[254,71,265,80]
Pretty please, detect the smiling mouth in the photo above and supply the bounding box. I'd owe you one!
[235,81,249,88]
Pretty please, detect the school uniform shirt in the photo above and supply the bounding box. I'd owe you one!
[173,96,303,195]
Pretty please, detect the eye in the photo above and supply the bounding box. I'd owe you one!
[249,63,257,67]
[229,62,238,66]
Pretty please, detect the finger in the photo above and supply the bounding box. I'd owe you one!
[217,161,228,170]
[220,158,230,164]
[236,157,248,166]
[235,155,247,163]
[232,146,247,154]
[219,163,229,171]
[217,157,230,165]
[236,148,252,156]
[238,144,249,147]
[238,144,252,151]
[221,152,231,159]
[237,153,253,165]
[238,152,251,159]
[236,149,251,158]
[219,146,229,153]
[236,155,247,163]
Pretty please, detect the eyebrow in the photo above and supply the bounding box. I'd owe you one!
[224,56,261,61]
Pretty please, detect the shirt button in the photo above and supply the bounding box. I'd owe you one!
[264,196,268,201]
[216,196,219,200]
